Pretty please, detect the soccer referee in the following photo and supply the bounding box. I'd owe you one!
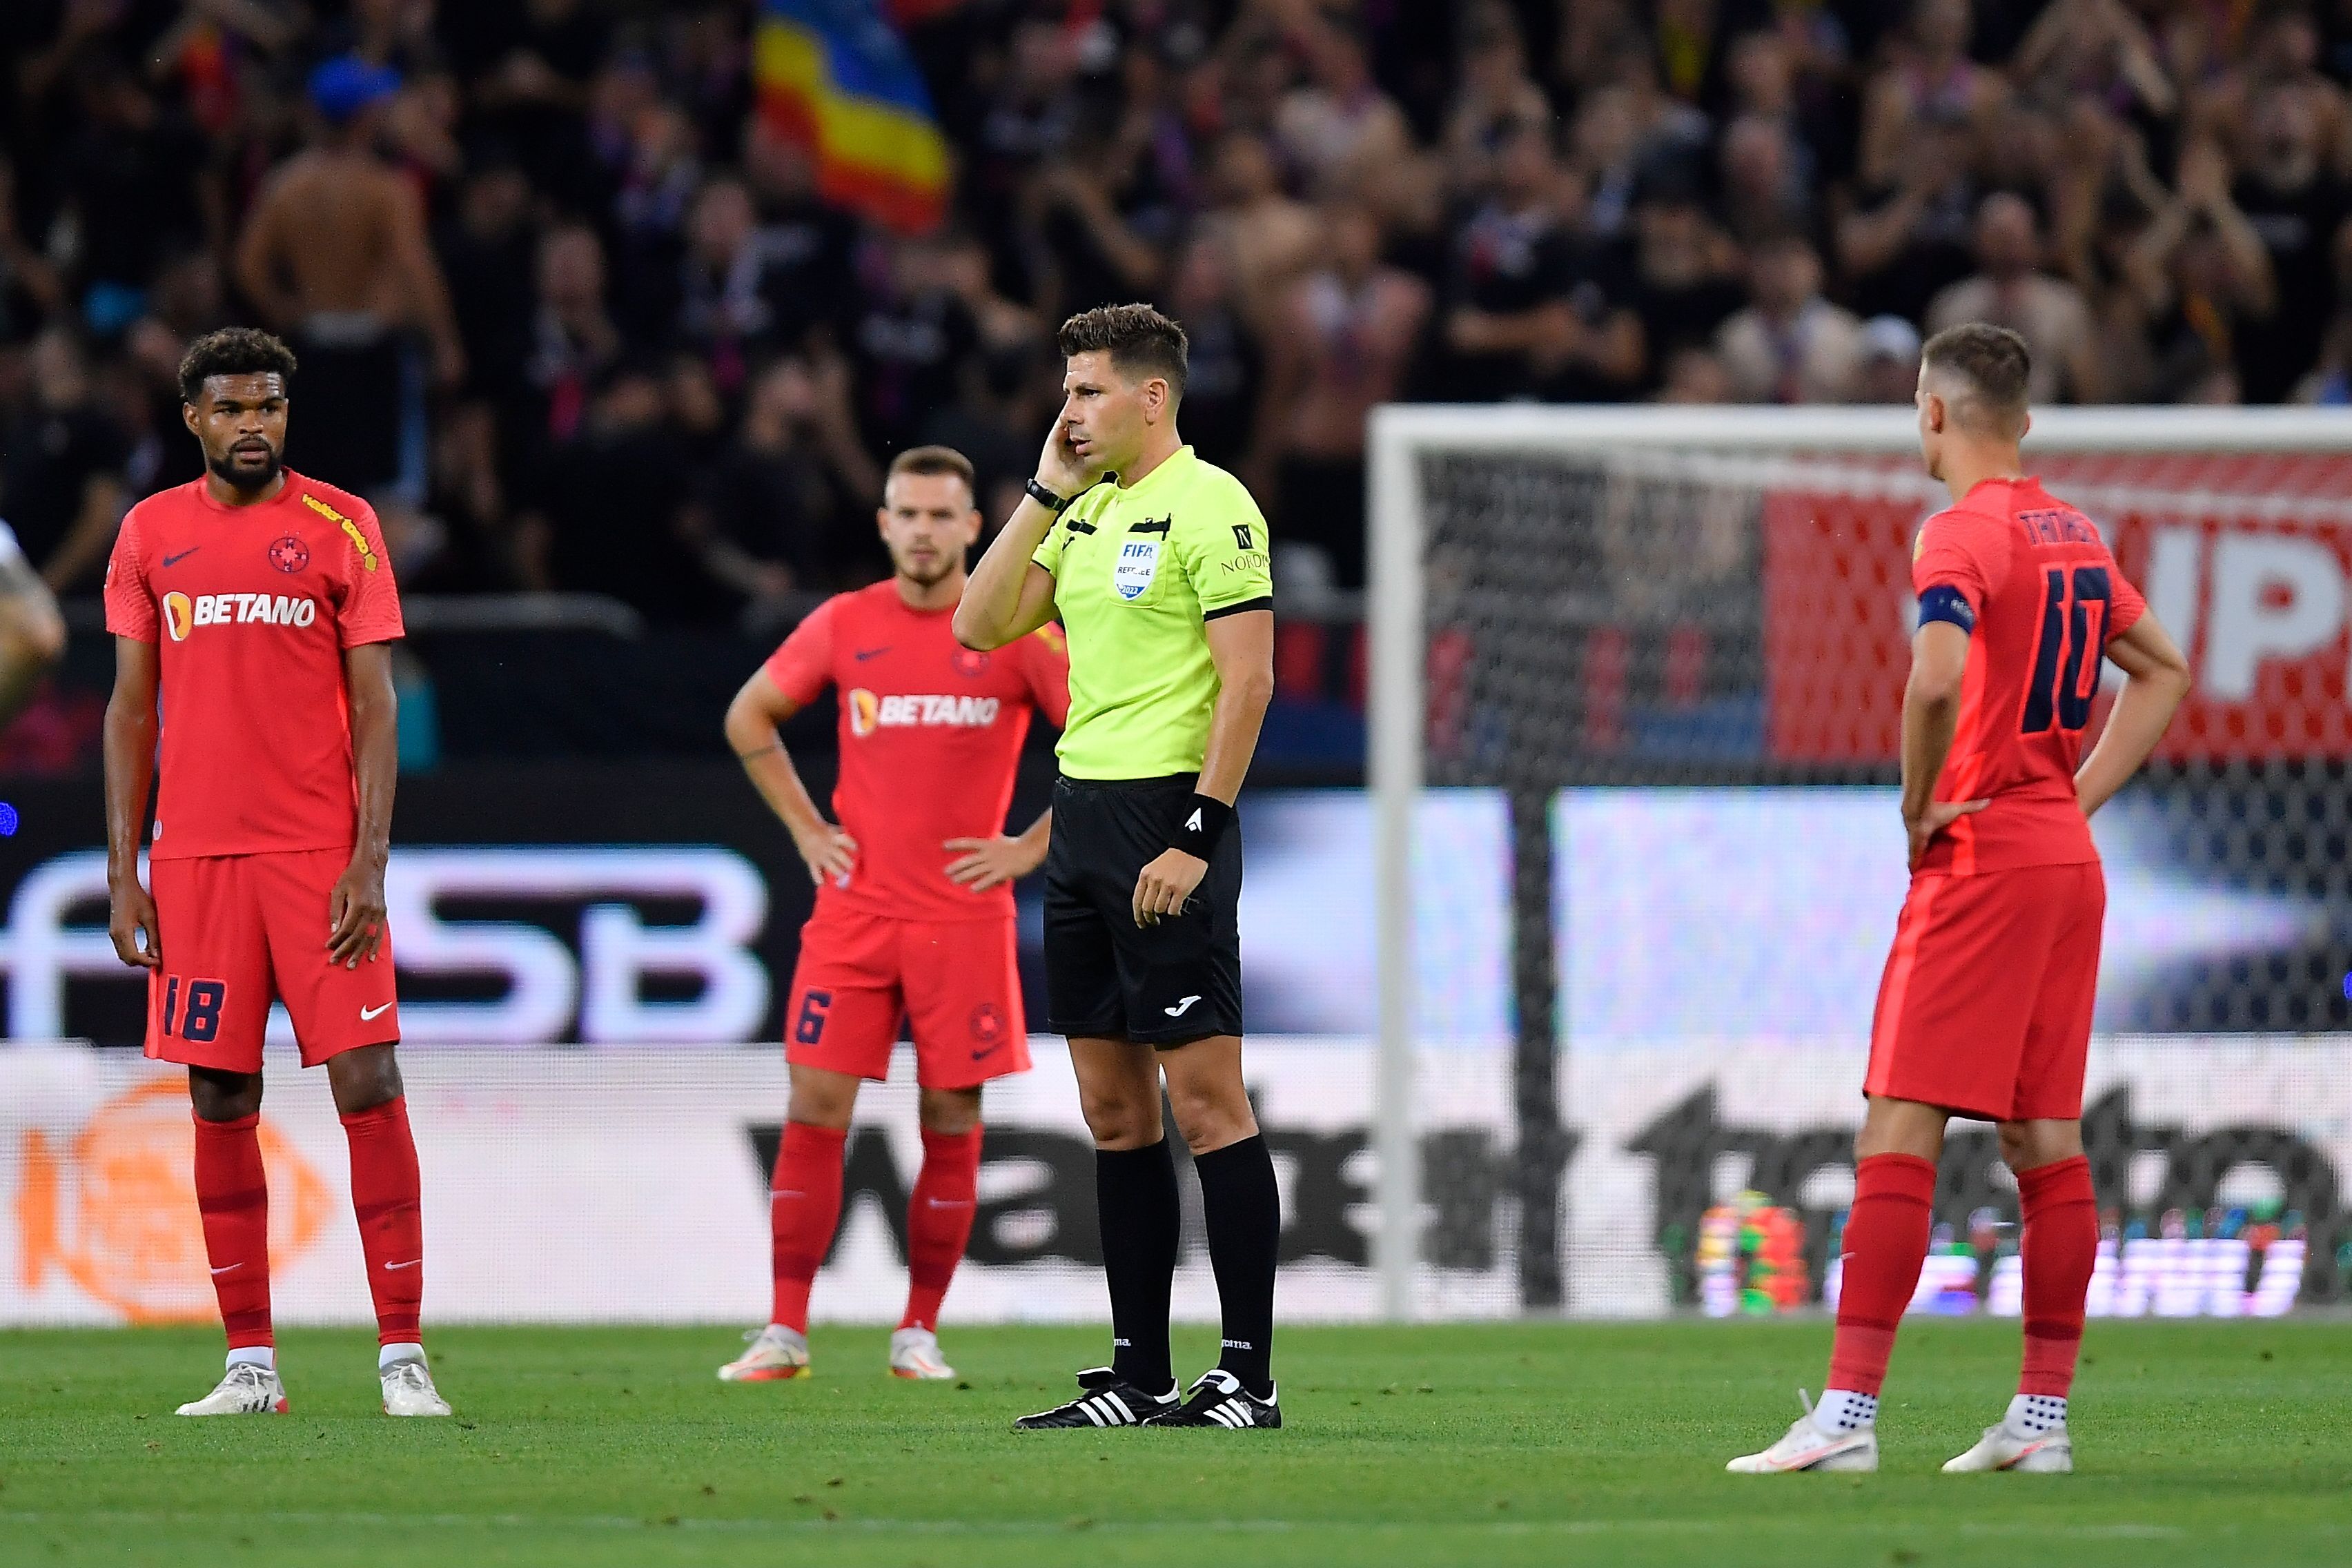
[957,304,1280,1431]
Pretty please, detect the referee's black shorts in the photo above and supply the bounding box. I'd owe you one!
[1043,774,1244,1046]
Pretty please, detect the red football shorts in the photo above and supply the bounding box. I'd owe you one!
[784,909,1030,1090]
[1865,861,2105,1123]
[144,849,401,1072]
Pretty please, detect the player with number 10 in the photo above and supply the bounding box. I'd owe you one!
[1729,322,2191,1476]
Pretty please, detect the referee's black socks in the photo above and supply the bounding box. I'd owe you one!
[1097,1141,1180,1393]
[1196,1134,1280,1400]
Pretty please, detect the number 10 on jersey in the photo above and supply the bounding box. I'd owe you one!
[2022,567,2112,734]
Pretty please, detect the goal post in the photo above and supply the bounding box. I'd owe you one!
[1366,404,2352,1322]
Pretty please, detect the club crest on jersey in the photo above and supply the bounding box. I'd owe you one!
[1114,539,1160,600]
[268,534,310,574]
[953,648,991,679]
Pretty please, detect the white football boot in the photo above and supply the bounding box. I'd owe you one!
[718,1324,810,1382]
[1726,1393,1879,1473]
[888,1326,956,1380]
[1943,1421,2072,1473]
[175,1362,289,1416]
[380,1357,452,1417]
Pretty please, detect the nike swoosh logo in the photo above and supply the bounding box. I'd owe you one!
[164,548,201,567]
[210,1263,242,1276]
[853,647,890,661]
[360,1001,393,1020]
[970,1041,1006,1061]
[384,1259,422,1271]
[1771,1441,1854,1470]
[1164,995,1202,1017]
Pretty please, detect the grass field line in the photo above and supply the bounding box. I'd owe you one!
[0,1509,2215,1541]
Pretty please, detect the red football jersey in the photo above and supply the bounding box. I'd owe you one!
[104,473,404,860]
[1910,476,2147,876]
[765,580,1070,921]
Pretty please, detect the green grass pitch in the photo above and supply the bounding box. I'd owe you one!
[2,1320,2345,1566]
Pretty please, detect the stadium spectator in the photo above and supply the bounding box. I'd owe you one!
[14,0,2352,645]
[1837,109,1980,326]
[1926,193,2104,404]
[1716,233,1865,404]
[1263,204,1429,589]
[1,327,127,591]
[1442,5,1554,194]
[1623,176,1746,384]
[1164,235,1264,477]
[234,56,464,498]
[683,353,879,618]
[2228,86,2351,402]
[1859,315,1925,404]
[1275,12,1420,219]
[517,222,622,472]
[1857,0,2009,189]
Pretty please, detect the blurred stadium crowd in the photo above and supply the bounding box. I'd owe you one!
[6,0,2352,626]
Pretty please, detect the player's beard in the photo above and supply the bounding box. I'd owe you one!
[209,443,283,493]
[896,553,958,590]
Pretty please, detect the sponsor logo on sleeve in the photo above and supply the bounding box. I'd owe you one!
[302,493,378,571]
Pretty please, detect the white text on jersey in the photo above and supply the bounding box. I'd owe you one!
[847,690,1001,736]
[163,590,319,641]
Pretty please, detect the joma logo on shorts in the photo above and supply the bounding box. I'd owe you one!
[162,591,319,641]
[846,690,1001,736]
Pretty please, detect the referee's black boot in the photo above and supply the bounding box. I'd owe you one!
[1013,1366,1179,1429]
[1143,1369,1281,1429]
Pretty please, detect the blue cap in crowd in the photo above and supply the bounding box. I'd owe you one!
[308,55,402,123]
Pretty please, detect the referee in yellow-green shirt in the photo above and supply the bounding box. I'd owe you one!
[957,304,1281,1431]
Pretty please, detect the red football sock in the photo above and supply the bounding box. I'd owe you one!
[770,1121,847,1333]
[1826,1152,1940,1396]
[193,1112,273,1349]
[342,1096,424,1347]
[2016,1154,2097,1397]
[901,1126,983,1332]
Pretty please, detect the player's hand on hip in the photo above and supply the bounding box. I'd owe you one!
[1905,797,1989,871]
[108,877,161,969]
[1133,848,1207,928]
[943,834,1043,892]
[794,822,859,886]
[326,856,389,968]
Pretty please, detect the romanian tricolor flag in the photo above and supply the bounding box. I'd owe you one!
[756,0,951,235]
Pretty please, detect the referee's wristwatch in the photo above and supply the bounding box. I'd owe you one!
[1025,478,1072,513]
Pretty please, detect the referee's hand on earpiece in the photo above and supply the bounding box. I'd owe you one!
[1132,847,1207,928]
[1035,420,1106,500]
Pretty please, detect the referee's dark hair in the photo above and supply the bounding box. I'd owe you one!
[1058,303,1188,402]
[1920,321,2030,435]
[179,327,300,405]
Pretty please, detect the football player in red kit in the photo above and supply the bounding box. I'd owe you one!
[718,446,1070,1382]
[102,328,448,1418]
[1730,324,2191,1475]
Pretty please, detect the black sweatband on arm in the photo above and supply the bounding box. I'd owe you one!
[1170,794,1235,859]
[1025,478,1070,513]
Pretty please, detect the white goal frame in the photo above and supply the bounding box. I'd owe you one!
[1363,403,2352,1320]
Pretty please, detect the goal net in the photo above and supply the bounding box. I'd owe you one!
[1366,406,2352,1321]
